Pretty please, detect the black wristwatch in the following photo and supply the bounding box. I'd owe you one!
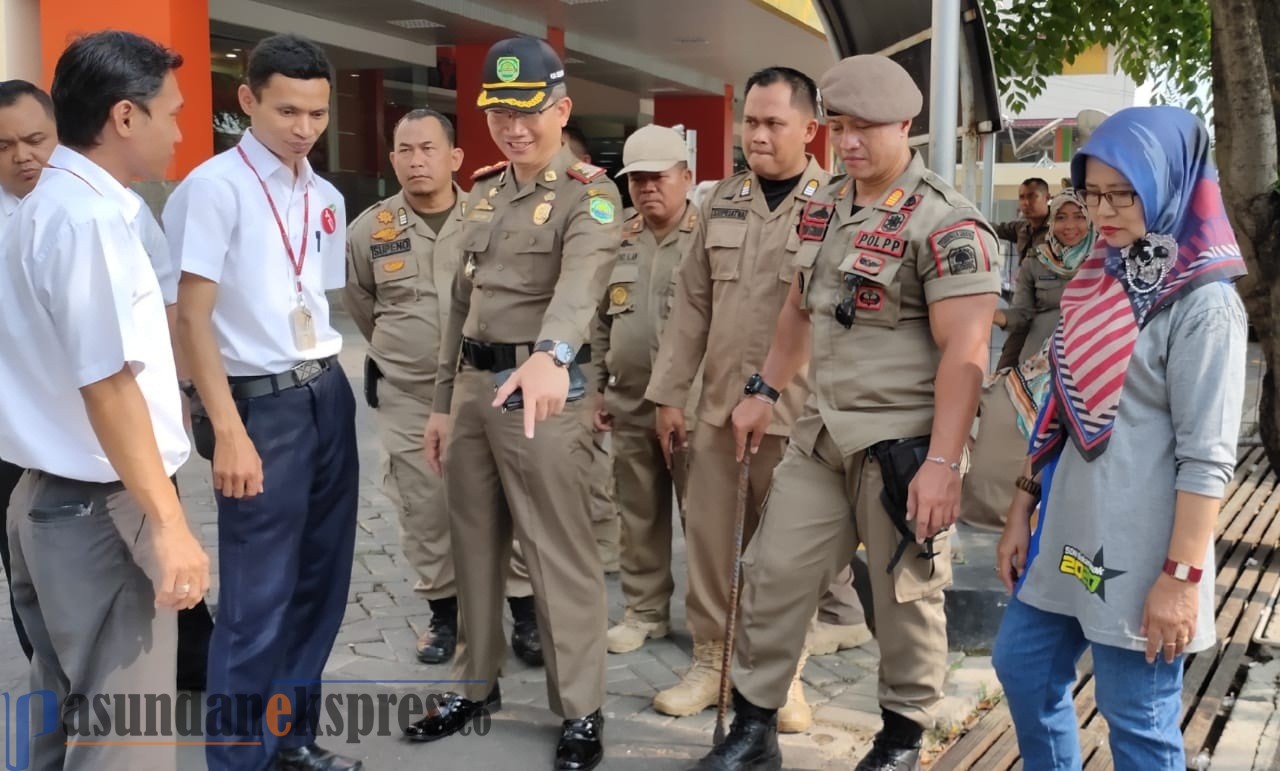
[534,339,575,368]
[744,373,780,404]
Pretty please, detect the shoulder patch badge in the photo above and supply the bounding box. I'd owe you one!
[877,210,911,234]
[901,193,923,212]
[376,210,393,225]
[802,178,819,197]
[738,177,753,199]
[883,188,905,208]
[567,161,606,183]
[589,197,616,224]
[928,220,991,278]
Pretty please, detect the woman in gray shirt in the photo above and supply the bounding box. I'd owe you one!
[991,106,1248,770]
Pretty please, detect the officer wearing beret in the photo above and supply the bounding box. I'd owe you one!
[693,55,1001,771]
[344,109,536,666]
[645,66,867,731]
[407,36,621,771]
[590,124,698,655]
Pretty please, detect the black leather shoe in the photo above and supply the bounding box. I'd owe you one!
[556,709,604,770]
[417,597,458,664]
[276,744,363,770]
[403,685,501,743]
[853,733,922,771]
[689,690,781,770]
[508,596,544,667]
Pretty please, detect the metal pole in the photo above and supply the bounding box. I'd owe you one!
[980,131,996,217]
[958,45,978,202]
[928,0,960,184]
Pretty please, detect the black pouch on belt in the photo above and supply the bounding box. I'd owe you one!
[363,355,383,409]
[493,362,589,413]
[189,395,216,462]
[868,435,938,576]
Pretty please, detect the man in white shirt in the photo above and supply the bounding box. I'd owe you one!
[0,32,208,771]
[0,79,56,663]
[166,34,360,771]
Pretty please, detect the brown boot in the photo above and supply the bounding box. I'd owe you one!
[652,640,723,717]
[777,649,812,733]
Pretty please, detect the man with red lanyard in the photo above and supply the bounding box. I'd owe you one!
[165,34,361,771]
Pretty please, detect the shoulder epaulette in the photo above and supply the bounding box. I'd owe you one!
[623,215,644,234]
[471,161,509,181]
[567,161,607,183]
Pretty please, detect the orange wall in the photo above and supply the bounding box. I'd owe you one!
[40,0,213,180]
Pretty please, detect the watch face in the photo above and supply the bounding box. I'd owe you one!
[553,342,574,364]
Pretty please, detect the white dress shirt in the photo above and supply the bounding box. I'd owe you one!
[131,190,179,305]
[163,129,346,376]
[0,145,189,482]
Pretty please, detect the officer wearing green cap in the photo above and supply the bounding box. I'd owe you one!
[692,54,1001,771]
[407,36,621,771]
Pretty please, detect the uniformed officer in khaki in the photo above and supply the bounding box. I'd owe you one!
[589,125,697,654]
[692,56,1001,771]
[644,67,867,729]
[345,109,535,667]
[408,37,620,771]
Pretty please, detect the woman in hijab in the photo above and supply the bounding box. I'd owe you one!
[991,106,1248,769]
[993,189,1096,369]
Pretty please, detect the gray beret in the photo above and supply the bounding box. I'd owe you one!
[819,55,923,123]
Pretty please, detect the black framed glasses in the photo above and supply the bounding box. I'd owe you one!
[1081,189,1139,208]
[835,273,863,329]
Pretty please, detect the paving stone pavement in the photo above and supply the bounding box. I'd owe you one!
[0,312,1000,770]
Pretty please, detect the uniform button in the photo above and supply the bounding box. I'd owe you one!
[485,290,494,297]
[502,233,510,240]
[497,264,505,271]
[479,323,488,331]
[528,236,536,246]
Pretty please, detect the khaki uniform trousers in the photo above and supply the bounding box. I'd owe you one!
[445,367,607,718]
[733,427,951,727]
[611,423,692,624]
[374,379,531,600]
[683,423,866,642]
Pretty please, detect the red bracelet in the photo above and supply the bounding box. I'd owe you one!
[1162,559,1203,583]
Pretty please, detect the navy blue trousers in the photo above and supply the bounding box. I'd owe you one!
[205,365,359,771]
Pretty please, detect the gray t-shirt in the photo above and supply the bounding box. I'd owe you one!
[1016,280,1247,654]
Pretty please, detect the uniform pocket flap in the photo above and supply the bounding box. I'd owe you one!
[705,221,748,249]
[608,262,640,285]
[515,228,557,253]
[461,226,492,253]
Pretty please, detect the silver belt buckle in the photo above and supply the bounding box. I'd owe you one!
[292,359,322,384]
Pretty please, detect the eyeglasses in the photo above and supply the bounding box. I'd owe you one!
[1081,189,1139,208]
[485,100,559,127]
[834,273,863,329]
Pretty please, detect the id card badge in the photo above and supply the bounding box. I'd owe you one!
[290,303,317,351]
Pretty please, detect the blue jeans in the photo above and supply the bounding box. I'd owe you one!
[992,596,1185,770]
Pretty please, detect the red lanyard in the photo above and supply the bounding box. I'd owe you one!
[237,146,309,295]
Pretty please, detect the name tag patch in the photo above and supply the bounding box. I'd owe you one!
[853,230,907,258]
[853,253,886,276]
[370,238,411,259]
[710,207,748,221]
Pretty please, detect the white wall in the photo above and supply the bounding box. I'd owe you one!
[0,0,40,82]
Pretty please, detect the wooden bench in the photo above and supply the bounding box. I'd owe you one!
[932,447,1280,770]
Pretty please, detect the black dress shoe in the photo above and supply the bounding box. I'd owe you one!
[276,744,363,770]
[508,596,544,667]
[403,685,501,743]
[555,709,603,770]
[852,732,922,771]
[417,597,458,664]
[689,690,781,770]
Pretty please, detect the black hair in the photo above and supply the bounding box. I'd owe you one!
[1021,177,1051,196]
[563,124,590,154]
[393,108,456,147]
[50,30,182,150]
[0,80,53,118]
[247,34,333,97]
[744,67,818,116]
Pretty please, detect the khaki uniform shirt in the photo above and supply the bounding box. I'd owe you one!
[994,218,1048,265]
[792,153,1002,457]
[646,157,829,436]
[344,187,464,400]
[592,204,700,429]
[435,145,623,412]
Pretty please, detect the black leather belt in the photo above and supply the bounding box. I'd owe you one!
[226,356,338,399]
[461,339,591,373]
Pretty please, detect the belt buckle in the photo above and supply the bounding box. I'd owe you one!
[292,359,322,385]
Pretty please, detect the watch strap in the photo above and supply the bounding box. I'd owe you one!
[1162,559,1203,583]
